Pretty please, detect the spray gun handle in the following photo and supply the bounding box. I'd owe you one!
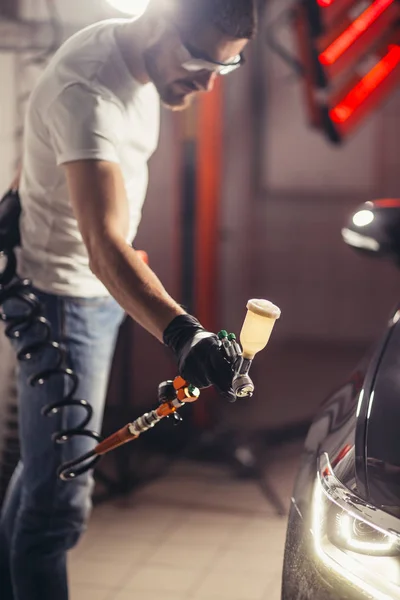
[217,330,255,399]
[232,358,255,398]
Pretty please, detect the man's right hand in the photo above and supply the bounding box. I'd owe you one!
[163,314,236,402]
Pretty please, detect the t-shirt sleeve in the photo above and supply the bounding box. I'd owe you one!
[45,83,123,166]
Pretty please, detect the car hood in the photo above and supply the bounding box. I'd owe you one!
[365,308,400,514]
[291,305,400,517]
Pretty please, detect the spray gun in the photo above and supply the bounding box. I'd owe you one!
[230,298,281,399]
[57,299,281,481]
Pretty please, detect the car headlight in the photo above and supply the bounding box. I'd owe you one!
[312,453,400,600]
[327,508,399,557]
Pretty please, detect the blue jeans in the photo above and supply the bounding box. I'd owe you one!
[0,286,125,600]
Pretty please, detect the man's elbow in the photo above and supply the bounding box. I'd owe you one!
[87,246,103,279]
[82,230,104,277]
[86,236,109,278]
[88,254,101,277]
[85,230,124,279]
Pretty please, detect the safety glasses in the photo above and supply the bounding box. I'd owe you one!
[176,37,245,76]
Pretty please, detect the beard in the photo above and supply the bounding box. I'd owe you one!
[159,83,196,111]
[143,45,196,111]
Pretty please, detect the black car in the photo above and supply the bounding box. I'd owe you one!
[282,200,400,600]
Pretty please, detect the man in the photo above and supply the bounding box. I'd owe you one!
[0,0,257,598]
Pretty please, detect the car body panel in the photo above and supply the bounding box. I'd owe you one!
[364,309,400,513]
[282,304,400,599]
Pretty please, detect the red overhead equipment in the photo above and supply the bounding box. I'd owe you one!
[292,0,400,142]
[328,42,400,135]
[318,0,400,77]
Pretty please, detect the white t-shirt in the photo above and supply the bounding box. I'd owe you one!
[17,19,160,297]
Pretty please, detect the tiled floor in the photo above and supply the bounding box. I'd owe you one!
[68,440,303,600]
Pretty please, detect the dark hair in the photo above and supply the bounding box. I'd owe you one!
[181,0,258,40]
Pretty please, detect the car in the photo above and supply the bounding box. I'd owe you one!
[282,199,400,600]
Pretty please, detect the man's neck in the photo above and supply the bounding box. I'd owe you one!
[115,18,151,85]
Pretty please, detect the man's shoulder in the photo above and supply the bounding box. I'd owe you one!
[30,22,123,112]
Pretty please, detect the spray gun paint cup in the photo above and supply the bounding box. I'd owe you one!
[240,299,281,360]
[232,299,281,399]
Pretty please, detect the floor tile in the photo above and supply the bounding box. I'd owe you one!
[122,564,201,594]
[112,592,185,600]
[69,531,98,559]
[193,568,268,600]
[146,541,219,570]
[209,547,284,575]
[70,539,157,566]
[231,518,288,552]
[70,584,115,600]
[68,558,135,588]
[261,569,284,600]
[65,448,298,599]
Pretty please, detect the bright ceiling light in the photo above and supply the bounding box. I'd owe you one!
[105,0,151,16]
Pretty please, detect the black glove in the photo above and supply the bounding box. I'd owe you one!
[163,314,236,401]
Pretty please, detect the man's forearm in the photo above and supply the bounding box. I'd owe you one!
[89,233,186,342]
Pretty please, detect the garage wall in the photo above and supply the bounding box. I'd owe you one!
[256,0,400,344]
[218,4,400,430]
